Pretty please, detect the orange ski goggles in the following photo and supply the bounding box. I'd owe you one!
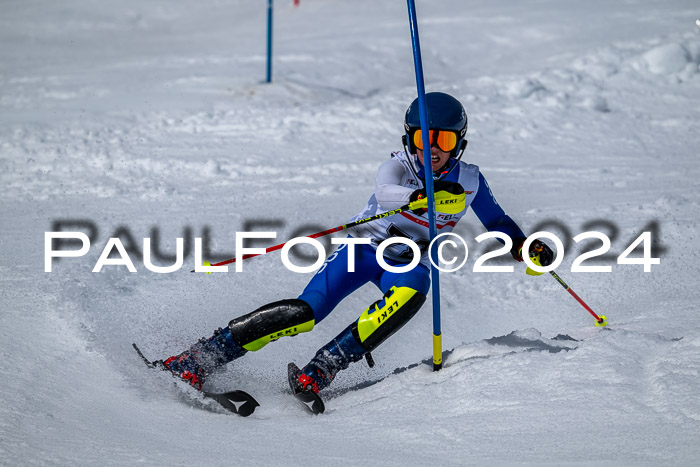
[411,129,458,152]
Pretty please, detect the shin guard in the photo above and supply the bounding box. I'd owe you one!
[229,299,315,352]
[352,286,426,352]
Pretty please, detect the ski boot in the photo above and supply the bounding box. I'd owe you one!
[161,326,246,390]
[288,324,366,413]
[161,298,314,390]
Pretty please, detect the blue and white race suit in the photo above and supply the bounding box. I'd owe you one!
[298,151,525,323]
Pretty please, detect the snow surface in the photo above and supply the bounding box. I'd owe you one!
[2,0,700,465]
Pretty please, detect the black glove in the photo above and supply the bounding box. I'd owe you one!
[409,181,464,215]
[511,237,554,266]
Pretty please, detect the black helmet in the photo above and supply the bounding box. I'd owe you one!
[403,92,468,158]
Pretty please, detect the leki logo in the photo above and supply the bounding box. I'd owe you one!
[270,327,298,340]
[375,301,399,324]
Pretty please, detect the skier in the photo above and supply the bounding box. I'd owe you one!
[159,92,554,400]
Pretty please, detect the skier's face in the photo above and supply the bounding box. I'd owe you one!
[417,146,451,172]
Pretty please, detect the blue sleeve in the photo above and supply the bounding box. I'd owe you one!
[471,172,525,241]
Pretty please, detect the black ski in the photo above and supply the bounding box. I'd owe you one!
[287,362,325,414]
[132,343,259,417]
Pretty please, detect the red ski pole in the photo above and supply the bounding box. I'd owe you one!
[207,204,410,269]
[192,190,467,272]
[191,204,412,272]
[549,271,607,327]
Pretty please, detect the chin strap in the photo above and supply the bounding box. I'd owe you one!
[434,139,468,180]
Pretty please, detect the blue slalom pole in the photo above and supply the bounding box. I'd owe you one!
[266,0,273,83]
[406,0,443,371]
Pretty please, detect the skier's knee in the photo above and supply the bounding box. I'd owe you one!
[351,286,426,352]
[228,299,315,351]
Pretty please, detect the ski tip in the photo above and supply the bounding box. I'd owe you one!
[132,343,156,368]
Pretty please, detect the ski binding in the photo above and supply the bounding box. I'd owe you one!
[132,343,259,417]
[288,362,325,414]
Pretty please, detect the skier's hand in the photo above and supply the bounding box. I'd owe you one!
[511,237,554,275]
[409,181,466,215]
